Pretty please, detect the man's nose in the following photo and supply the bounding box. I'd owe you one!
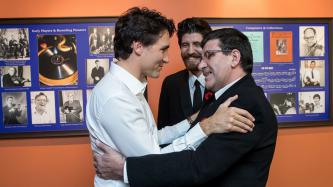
[198,60,207,71]
[163,54,169,64]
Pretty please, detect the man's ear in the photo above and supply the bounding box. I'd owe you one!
[230,49,241,68]
[132,41,144,56]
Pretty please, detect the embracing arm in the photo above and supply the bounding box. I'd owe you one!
[127,120,263,187]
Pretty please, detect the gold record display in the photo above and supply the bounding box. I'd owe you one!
[38,35,78,86]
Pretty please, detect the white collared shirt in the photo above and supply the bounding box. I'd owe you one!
[31,107,55,124]
[188,72,205,105]
[303,68,320,85]
[214,77,243,100]
[86,63,207,187]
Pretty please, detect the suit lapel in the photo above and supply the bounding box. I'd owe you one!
[179,70,193,117]
[195,74,255,123]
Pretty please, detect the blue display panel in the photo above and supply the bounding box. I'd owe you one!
[209,21,331,126]
[0,18,117,136]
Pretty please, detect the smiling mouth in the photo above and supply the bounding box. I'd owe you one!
[186,56,201,61]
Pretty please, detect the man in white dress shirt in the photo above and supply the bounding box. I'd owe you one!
[86,7,255,187]
[303,60,321,87]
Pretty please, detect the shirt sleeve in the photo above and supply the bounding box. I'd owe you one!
[123,122,207,183]
[160,122,207,154]
[99,93,161,157]
[157,119,190,144]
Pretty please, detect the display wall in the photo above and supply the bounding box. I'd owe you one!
[206,18,332,127]
[1,1,333,187]
[0,18,117,137]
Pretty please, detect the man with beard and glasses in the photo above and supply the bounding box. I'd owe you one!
[158,18,212,129]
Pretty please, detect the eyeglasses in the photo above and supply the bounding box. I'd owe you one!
[203,49,232,60]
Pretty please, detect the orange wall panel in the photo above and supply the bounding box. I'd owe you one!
[1,0,333,187]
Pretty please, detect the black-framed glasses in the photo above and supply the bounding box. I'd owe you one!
[203,49,232,60]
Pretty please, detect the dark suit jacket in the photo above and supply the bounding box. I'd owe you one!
[3,74,17,87]
[91,66,105,84]
[127,74,278,187]
[157,69,193,129]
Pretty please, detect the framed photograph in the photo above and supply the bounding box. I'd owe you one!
[2,91,28,127]
[86,58,109,85]
[1,65,31,88]
[205,18,332,127]
[30,91,56,125]
[0,17,117,138]
[88,26,115,55]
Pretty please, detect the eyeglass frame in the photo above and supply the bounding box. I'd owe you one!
[202,49,233,60]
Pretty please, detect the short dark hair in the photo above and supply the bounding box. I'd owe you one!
[313,94,321,100]
[177,18,212,46]
[304,27,316,35]
[202,28,253,73]
[114,7,176,60]
[6,96,14,101]
[35,92,48,100]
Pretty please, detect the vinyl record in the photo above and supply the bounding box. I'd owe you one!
[38,35,78,86]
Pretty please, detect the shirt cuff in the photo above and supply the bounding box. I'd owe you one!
[172,122,207,151]
[123,161,129,183]
[174,119,191,133]
[186,122,207,144]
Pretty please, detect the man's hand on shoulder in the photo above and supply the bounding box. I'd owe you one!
[200,95,255,135]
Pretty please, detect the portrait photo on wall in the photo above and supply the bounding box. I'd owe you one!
[58,90,83,124]
[299,26,325,57]
[2,92,28,126]
[86,58,109,85]
[299,91,325,114]
[0,65,31,88]
[37,34,78,86]
[269,92,297,115]
[0,28,30,60]
[299,60,325,87]
[88,26,115,55]
[30,91,56,125]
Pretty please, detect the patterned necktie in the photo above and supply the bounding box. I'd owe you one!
[193,80,202,113]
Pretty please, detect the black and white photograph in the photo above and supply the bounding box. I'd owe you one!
[0,65,31,88]
[38,34,78,86]
[2,92,28,126]
[88,26,115,54]
[299,26,325,57]
[299,91,325,114]
[0,28,30,60]
[269,92,297,115]
[58,90,83,124]
[299,60,325,87]
[86,58,109,85]
[30,91,56,125]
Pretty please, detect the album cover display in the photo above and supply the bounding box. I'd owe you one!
[0,18,116,136]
